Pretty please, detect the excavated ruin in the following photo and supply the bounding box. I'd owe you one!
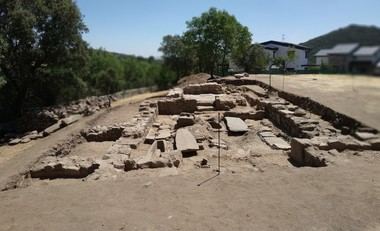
[4,78,380,190]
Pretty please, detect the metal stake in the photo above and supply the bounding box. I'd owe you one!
[217,112,221,174]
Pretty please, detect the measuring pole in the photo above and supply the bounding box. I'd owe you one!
[217,112,221,174]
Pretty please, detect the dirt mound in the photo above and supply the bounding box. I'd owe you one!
[177,73,210,87]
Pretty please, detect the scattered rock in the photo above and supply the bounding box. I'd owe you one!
[8,138,22,145]
[162,150,183,168]
[195,158,210,168]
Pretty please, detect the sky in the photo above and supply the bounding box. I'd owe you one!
[76,0,380,57]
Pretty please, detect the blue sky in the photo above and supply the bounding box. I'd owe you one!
[76,0,380,57]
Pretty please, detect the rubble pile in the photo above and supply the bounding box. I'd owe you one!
[30,156,100,179]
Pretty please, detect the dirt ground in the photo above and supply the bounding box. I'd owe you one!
[251,74,380,131]
[0,155,379,231]
[0,88,380,231]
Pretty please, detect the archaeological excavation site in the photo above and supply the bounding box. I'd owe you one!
[2,76,379,189]
[1,75,380,230]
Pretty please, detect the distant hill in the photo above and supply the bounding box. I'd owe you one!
[300,24,380,62]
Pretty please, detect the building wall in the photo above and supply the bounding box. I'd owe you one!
[354,50,380,63]
[328,55,352,72]
[316,56,329,66]
[265,44,308,70]
[375,66,380,75]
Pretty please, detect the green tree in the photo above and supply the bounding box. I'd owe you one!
[0,0,88,117]
[159,35,194,80]
[236,44,269,73]
[183,8,252,77]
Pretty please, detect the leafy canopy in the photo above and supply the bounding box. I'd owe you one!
[0,0,88,114]
[160,8,255,77]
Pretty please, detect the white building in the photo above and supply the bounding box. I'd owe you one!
[261,40,310,71]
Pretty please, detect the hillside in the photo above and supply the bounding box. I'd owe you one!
[301,24,380,61]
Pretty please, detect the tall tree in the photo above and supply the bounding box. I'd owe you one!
[158,35,194,80]
[234,44,269,73]
[0,0,88,116]
[183,8,252,77]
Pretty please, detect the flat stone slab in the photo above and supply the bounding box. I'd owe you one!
[263,137,291,150]
[60,114,82,127]
[224,117,249,133]
[183,94,218,106]
[156,129,171,140]
[43,122,61,136]
[175,128,199,153]
[183,82,223,94]
[259,131,276,138]
[197,106,215,111]
[144,128,156,144]
[243,85,267,97]
[354,131,378,141]
[279,109,295,116]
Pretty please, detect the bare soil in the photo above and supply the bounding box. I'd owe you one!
[177,73,211,88]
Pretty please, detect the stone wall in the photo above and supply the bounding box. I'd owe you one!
[1,86,158,139]
[214,77,377,134]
